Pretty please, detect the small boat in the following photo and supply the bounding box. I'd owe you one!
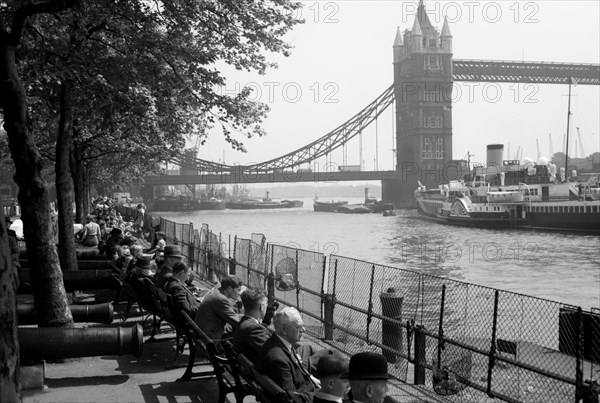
[226,191,294,210]
[336,204,373,214]
[282,200,304,208]
[313,200,348,212]
[200,197,226,210]
[152,196,201,211]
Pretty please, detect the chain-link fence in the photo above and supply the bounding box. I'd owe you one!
[132,209,598,403]
[267,242,325,336]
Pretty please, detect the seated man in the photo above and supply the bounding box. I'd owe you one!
[231,287,277,362]
[340,352,392,403]
[255,307,319,399]
[313,355,349,403]
[194,275,243,345]
[163,261,198,318]
[153,245,183,288]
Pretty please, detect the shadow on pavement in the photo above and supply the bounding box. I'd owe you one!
[139,379,219,403]
[45,374,129,388]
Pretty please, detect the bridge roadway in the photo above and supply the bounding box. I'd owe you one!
[144,170,404,185]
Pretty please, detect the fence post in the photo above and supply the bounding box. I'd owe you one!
[323,293,335,341]
[437,284,446,368]
[267,273,275,303]
[230,235,237,275]
[380,287,403,363]
[575,306,584,403]
[413,324,426,385]
[487,290,499,397]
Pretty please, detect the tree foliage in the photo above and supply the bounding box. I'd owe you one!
[13,0,303,189]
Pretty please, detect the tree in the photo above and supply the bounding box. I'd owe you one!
[1,0,302,395]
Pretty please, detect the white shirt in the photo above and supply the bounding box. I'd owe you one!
[313,390,343,403]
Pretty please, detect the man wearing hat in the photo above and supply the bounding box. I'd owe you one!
[341,352,391,403]
[153,244,183,288]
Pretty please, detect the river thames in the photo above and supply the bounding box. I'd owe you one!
[156,197,600,310]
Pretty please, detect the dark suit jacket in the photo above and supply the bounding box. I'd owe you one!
[153,264,173,289]
[194,288,240,342]
[163,277,199,317]
[255,334,316,396]
[232,315,271,363]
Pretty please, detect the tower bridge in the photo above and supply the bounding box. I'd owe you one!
[143,2,600,207]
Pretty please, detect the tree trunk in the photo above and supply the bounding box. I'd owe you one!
[0,34,73,328]
[0,200,20,403]
[71,139,84,223]
[56,82,78,271]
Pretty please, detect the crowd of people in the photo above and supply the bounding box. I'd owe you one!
[113,245,392,402]
[180,272,392,402]
[74,197,393,402]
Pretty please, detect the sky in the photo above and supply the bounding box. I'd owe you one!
[197,0,600,171]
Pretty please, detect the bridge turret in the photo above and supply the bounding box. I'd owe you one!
[390,1,455,208]
[409,17,423,53]
[393,27,405,63]
[440,17,452,52]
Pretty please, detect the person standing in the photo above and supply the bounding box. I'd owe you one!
[255,307,318,399]
[340,352,392,403]
[133,203,145,238]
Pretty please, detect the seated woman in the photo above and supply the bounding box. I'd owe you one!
[80,214,101,247]
[114,245,133,273]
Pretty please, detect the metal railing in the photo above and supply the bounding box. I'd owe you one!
[124,207,599,403]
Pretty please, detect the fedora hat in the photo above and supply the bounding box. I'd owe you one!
[163,245,183,258]
[340,352,392,380]
[135,256,152,269]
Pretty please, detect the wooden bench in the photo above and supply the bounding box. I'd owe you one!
[233,351,309,403]
[179,311,252,403]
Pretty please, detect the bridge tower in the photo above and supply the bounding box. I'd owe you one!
[387,2,454,207]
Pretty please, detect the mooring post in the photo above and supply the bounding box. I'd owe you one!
[414,324,426,385]
[380,287,403,363]
[323,293,335,340]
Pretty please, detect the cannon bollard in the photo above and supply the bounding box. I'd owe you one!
[19,260,111,270]
[20,249,109,260]
[18,269,118,294]
[19,323,143,360]
[18,303,114,325]
[380,287,403,363]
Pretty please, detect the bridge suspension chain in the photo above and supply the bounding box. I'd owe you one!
[178,84,395,174]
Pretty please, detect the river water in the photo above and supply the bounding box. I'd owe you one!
[156,197,600,310]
